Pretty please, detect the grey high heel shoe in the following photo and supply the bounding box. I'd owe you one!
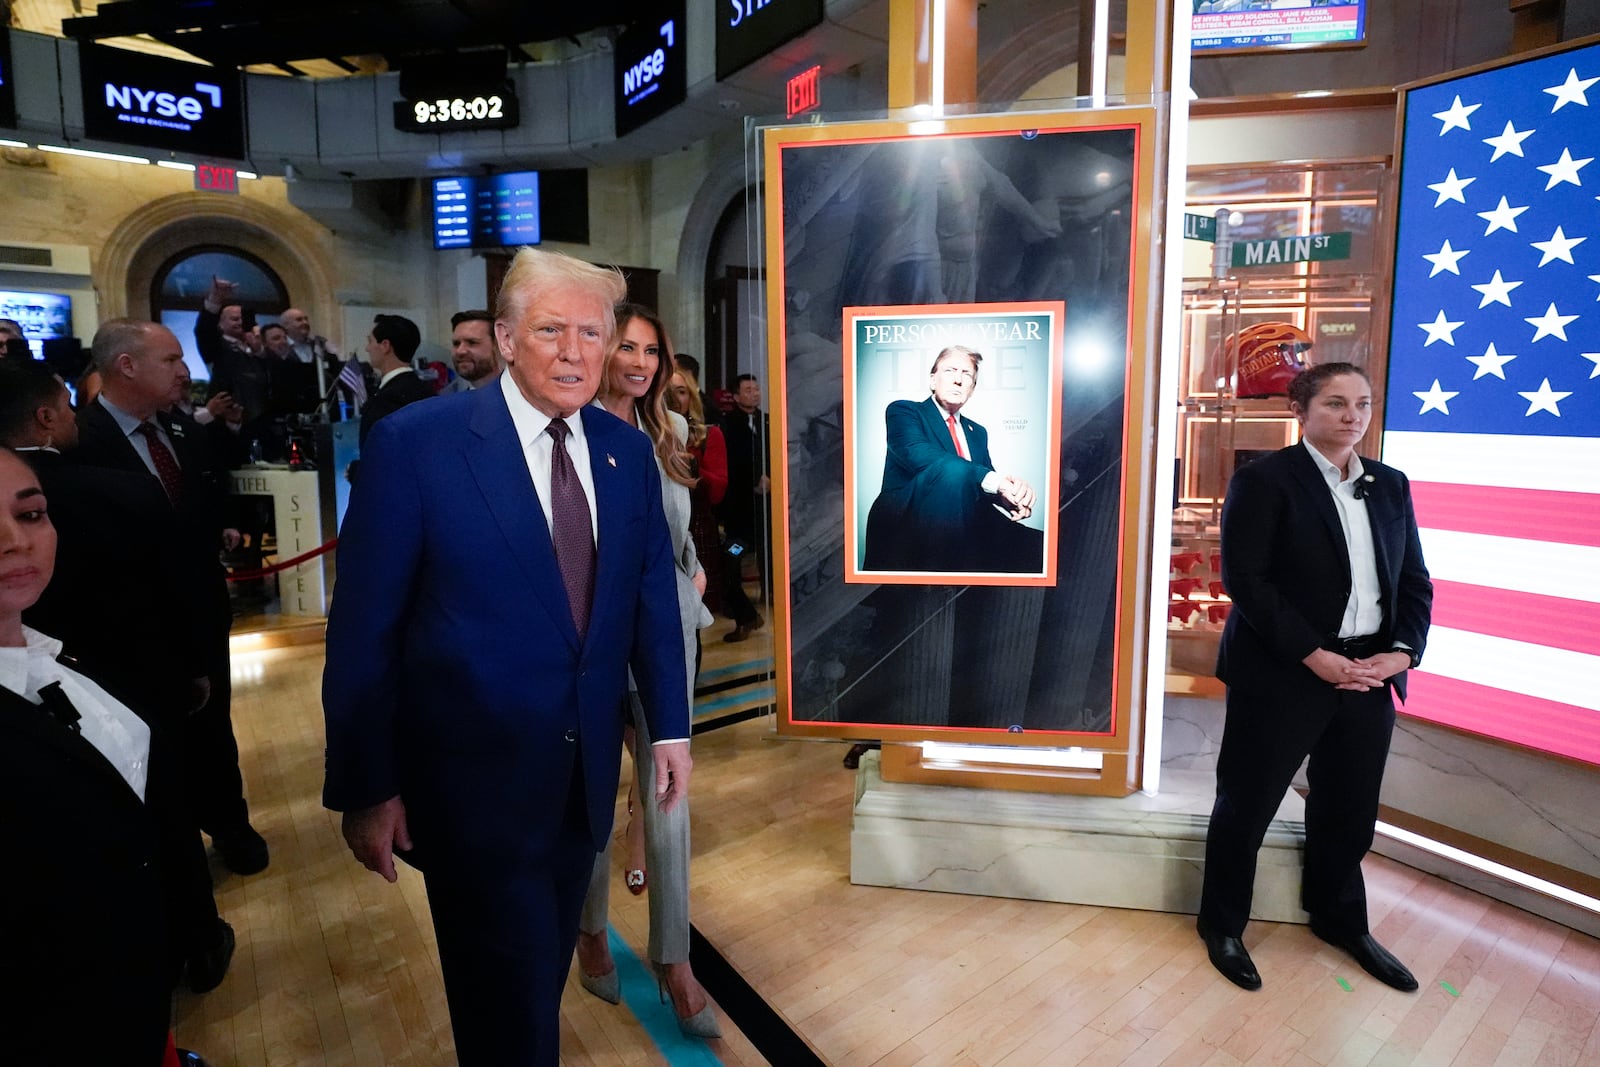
[654,963,722,1039]
[579,967,621,1005]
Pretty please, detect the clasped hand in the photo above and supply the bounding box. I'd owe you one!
[995,475,1035,521]
[1302,648,1411,691]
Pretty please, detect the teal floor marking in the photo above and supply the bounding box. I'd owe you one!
[1440,980,1461,997]
[607,926,725,1066]
[695,684,776,718]
[695,657,775,684]
[1336,976,1353,991]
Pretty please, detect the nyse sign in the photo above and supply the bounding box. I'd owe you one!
[614,3,687,137]
[80,44,244,158]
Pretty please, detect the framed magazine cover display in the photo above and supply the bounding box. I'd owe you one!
[762,105,1167,753]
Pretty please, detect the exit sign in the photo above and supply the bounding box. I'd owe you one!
[194,162,238,193]
[786,65,820,118]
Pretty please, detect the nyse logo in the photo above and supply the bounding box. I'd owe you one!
[622,20,676,106]
[103,80,223,131]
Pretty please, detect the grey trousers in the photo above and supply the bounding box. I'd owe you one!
[578,690,691,964]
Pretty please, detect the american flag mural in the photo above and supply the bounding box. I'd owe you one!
[1384,40,1600,765]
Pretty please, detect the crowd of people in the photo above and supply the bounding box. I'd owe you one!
[0,252,780,1063]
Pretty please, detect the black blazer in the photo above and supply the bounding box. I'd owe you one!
[359,369,435,445]
[0,682,172,1064]
[72,399,233,650]
[22,449,211,716]
[1215,443,1432,701]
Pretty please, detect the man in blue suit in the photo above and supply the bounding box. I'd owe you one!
[322,248,691,1064]
[862,345,1042,574]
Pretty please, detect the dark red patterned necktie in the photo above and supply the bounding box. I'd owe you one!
[546,419,594,637]
[136,422,184,503]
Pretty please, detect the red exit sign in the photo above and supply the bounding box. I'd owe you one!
[786,65,820,119]
[195,162,238,193]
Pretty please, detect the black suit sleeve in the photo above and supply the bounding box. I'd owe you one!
[1388,469,1432,661]
[1218,461,1326,667]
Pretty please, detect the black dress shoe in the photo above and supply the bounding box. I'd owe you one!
[1196,916,1262,990]
[1309,921,1418,992]
[213,825,269,875]
[186,918,236,994]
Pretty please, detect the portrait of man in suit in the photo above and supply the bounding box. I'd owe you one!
[322,248,691,1065]
[861,344,1046,576]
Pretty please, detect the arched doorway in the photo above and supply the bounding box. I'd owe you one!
[151,245,290,380]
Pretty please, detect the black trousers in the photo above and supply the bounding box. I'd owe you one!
[1199,675,1397,938]
[421,767,598,1066]
[188,649,251,838]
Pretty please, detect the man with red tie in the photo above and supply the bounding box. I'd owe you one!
[74,319,269,879]
[863,344,1042,574]
[322,248,691,1065]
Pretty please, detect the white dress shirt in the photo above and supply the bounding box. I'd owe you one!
[1303,441,1384,639]
[0,627,150,800]
[498,372,600,544]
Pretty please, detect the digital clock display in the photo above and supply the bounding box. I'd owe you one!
[393,93,520,134]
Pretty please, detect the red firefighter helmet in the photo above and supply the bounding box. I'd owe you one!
[1216,321,1314,398]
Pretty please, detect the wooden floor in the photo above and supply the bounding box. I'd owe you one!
[179,641,1600,1066]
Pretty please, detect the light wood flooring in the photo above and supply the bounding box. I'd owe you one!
[178,640,1600,1065]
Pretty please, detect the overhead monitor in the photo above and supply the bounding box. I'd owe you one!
[79,43,246,159]
[1191,0,1367,55]
[717,0,824,80]
[0,289,74,360]
[431,171,540,250]
[614,3,687,137]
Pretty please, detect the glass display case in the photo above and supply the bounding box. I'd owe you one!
[1167,161,1390,678]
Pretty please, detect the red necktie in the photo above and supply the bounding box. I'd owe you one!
[946,414,966,459]
[136,422,185,503]
[546,419,595,638]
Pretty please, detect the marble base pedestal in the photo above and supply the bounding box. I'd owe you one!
[851,756,1310,923]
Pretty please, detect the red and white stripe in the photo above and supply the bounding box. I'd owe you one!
[1382,431,1600,766]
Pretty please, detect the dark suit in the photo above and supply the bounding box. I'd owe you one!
[0,672,192,1064]
[23,448,210,714]
[863,397,1043,573]
[717,405,770,624]
[322,385,688,1063]
[72,399,250,838]
[358,367,434,445]
[1200,443,1432,938]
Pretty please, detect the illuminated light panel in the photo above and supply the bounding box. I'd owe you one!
[157,160,197,171]
[921,742,1105,771]
[0,139,29,148]
[1417,530,1600,602]
[37,144,151,165]
[1376,821,1600,915]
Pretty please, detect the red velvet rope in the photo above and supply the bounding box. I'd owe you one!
[225,538,338,582]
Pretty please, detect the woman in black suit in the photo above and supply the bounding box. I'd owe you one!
[0,447,208,1064]
[1197,362,1433,993]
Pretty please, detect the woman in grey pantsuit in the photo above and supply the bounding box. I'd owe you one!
[575,304,720,1039]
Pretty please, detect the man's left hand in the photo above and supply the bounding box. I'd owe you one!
[654,740,692,814]
[1352,651,1413,685]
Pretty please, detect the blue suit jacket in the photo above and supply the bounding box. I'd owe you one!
[321,385,688,865]
[863,396,1003,572]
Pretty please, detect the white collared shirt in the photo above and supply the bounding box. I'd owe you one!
[98,395,180,482]
[1303,441,1384,639]
[378,366,416,389]
[0,628,150,800]
[498,371,598,543]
